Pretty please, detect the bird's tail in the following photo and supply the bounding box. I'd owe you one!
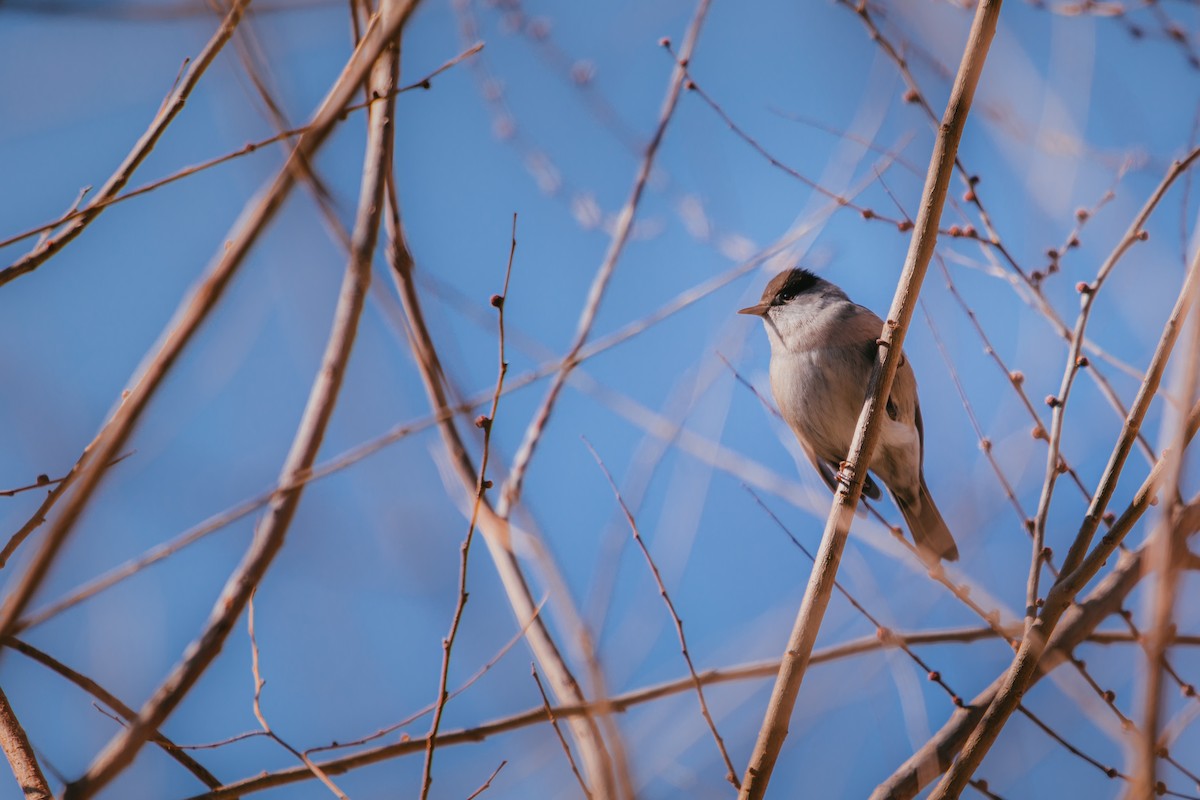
[896,477,959,563]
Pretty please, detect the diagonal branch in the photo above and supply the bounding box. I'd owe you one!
[873,543,1149,800]
[1027,148,1200,631]
[1136,266,1200,795]
[737,2,1003,797]
[0,0,250,287]
[0,683,49,800]
[59,11,407,797]
[587,439,741,790]
[495,0,713,519]
[383,132,620,800]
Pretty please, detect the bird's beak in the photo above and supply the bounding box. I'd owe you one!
[738,303,770,317]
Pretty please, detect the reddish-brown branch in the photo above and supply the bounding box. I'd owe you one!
[931,238,1200,797]
[588,440,741,790]
[0,683,50,800]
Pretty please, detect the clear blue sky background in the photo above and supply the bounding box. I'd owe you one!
[1,0,1199,798]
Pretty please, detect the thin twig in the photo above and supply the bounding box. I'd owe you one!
[737,3,1003,797]
[464,760,508,800]
[419,215,516,800]
[586,439,741,790]
[177,626,1008,800]
[385,95,619,800]
[0,42,484,254]
[532,664,593,800]
[247,593,349,799]
[0,452,134,570]
[496,0,713,518]
[0,0,250,287]
[931,238,1200,797]
[2,636,220,788]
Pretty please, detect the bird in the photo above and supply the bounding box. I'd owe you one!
[738,267,959,562]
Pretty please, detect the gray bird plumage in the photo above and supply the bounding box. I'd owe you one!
[739,268,959,562]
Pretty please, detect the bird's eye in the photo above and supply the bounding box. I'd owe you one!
[776,290,793,304]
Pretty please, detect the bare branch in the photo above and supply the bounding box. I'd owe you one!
[179,628,1007,800]
[931,239,1200,796]
[738,2,1004,796]
[532,664,593,800]
[0,684,49,800]
[2,636,220,789]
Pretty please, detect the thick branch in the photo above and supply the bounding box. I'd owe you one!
[737,2,1003,797]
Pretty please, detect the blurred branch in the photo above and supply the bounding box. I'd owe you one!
[874,543,1147,799]
[932,237,1200,797]
[180,627,1011,800]
[58,8,409,796]
[738,2,1003,797]
[0,0,417,660]
[496,0,713,518]
[0,0,249,287]
[2,636,220,789]
[247,594,349,799]
[1135,272,1200,795]
[0,684,50,800]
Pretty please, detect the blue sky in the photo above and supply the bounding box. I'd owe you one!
[1,1,1199,798]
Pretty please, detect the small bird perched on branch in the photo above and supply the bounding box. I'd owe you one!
[739,267,959,562]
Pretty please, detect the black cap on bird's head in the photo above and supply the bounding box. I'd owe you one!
[737,268,822,317]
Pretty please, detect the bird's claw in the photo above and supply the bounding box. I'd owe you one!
[836,461,855,488]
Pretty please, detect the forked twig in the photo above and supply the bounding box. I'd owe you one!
[247,593,349,799]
